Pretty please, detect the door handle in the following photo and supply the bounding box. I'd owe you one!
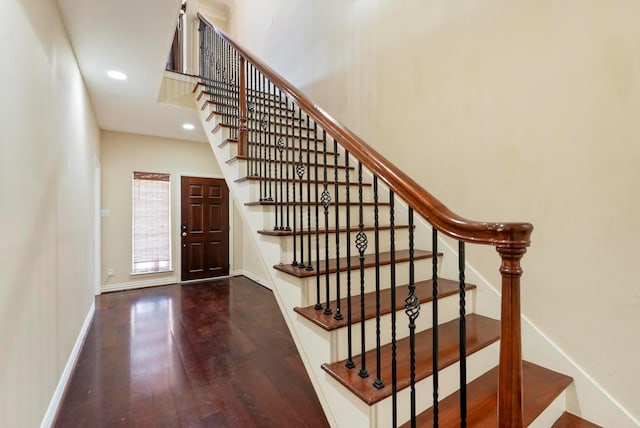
[181,223,188,237]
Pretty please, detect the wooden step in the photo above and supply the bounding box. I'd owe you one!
[227,155,353,170]
[213,123,323,141]
[245,200,386,207]
[322,314,500,405]
[259,224,408,237]
[274,249,436,278]
[219,138,336,155]
[235,176,372,187]
[212,117,317,133]
[552,412,602,428]
[401,361,573,427]
[207,108,302,123]
[295,278,475,331]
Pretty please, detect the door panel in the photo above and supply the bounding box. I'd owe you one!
[181,177,229,281]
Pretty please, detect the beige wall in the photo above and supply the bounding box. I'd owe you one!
[100,131,225,288]
[0,0,100,426]
[229,0,640,420]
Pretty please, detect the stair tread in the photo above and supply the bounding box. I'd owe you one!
[219,138,337,155]
[246,200,386,207]
[226,155,353,170]
[400,361,573,427]
[295,278,475,331]
[235,176,372,187]
[213,123,324,141]
[259,224,409,237]
[322,314,500,405]
[274,249,436,278]
[552,412,602,428]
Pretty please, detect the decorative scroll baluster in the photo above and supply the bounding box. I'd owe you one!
[459,241,467,428]
[275,134,285,230]
[345,151,354,369]
[314,125,322,310]
[321,131,332,315]
[356,161,368,379]
[433,228,440,427]
[373,176,383,389]
[405,207,419,428]
[390,190,397,428]
[260,76,271,201]
[297,108,306,268]
[333,138,342,321]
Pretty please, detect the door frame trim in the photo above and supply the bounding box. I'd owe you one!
[179,174,233,282]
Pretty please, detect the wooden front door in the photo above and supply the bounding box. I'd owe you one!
[181,176,229,281]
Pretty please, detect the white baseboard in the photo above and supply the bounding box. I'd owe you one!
[40,300,96,428]
[101,277,177,293]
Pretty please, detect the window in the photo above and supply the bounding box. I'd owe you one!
[132,172,171,274]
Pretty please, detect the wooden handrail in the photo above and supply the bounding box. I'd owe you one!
[197,12,532,249]
[198,14,530,426]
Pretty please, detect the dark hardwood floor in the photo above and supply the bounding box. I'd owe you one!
[54,276,329,428]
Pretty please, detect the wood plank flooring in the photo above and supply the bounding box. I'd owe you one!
[54,276,329,428]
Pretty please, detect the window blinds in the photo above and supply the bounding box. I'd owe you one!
[132,172,171,274]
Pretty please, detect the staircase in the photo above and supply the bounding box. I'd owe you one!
[192,14,601,428]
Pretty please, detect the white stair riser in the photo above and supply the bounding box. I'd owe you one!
[372,341,500,428]
[328,289,477,362]
[241,179,375,204]
[227,159,353,182]
[276,228,412,262]
[250,201,380,230]
[293,258,443,305]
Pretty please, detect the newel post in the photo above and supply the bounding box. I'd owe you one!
[496,244,527,428]
[238,56,248,158]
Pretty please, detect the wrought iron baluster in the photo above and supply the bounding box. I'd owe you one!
[333,139,342,321]
[373,176,383,389]
[306,117,313,272]
[321,132,332,315]
[314,125,321,310]
[248,64,256,177]
[405,207,419,428]
[260,76,270,201]
[390,190,397,428]
[284,96,291,231]
[291,102,298,266]
[345,151,354,369]
[262,76,272,202]
[433,228,440,427]
[274,88,284,231]
[459,241,467,428]
[356,161,368,379]
[297,107,305,268]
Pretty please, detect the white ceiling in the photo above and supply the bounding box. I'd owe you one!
[56,0,233,143]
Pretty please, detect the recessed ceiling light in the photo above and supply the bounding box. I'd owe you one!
[107,70,127,80]
[182,123,195,130]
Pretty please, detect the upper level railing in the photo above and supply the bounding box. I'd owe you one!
[198,12,533,427]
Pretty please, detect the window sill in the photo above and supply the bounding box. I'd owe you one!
[130,270,174,277]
